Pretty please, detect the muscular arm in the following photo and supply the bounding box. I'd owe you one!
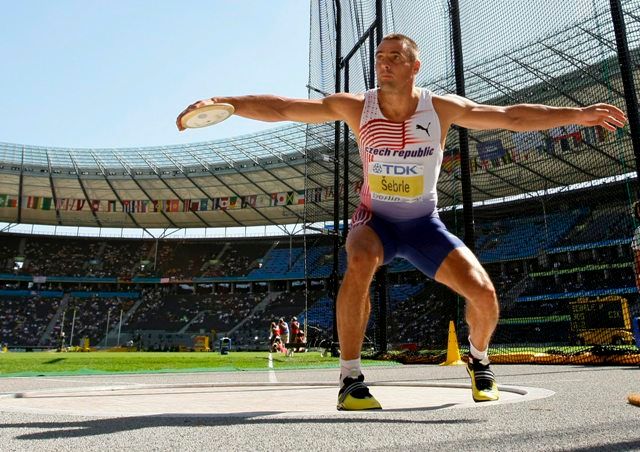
[177,93,363,131]
[435,94,627,132]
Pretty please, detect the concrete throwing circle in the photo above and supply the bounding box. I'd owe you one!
[0,382,554,417]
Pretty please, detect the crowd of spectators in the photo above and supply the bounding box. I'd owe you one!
[125,288,262,334]
[386,292,449,348]
[0,296,61,346]
[101,241,152,277]
[23,239,101,276]
[64,296,137,346]
[185,293,262,333]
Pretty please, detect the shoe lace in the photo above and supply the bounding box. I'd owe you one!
[341,374,372,398]
[471,359,495,391]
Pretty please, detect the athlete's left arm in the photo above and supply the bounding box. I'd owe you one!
[436,94,627,132]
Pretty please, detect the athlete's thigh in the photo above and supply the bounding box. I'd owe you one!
[346,224,384,267]
[399,215,464,279]
[434,246,494,300]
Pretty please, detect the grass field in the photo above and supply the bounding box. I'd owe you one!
[0,351,397,377]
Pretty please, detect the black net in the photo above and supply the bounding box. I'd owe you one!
[308,0,640,364]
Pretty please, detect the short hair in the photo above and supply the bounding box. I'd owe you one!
[381,33,420,61]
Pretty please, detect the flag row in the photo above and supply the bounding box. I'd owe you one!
[0,185,362,213]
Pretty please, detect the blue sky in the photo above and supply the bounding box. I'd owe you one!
[0,1,311,148]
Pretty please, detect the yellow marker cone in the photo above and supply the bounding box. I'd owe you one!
[440,320,465,366]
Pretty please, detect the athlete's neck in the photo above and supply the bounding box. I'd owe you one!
[377,85,420,122]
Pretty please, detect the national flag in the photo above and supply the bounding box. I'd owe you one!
[170,199,179,212]
[152,200,162,212]
[42,197,53,211]
[8,197,18,208]
[273,192,288,206]
[218,197,229,210]
[183,199,191,212]
[135,200,147,213]
[199,199,208,211]
[189,200,199,212]
[26,196,37,209]
[242,195,257,208]
[285,192,295,205]
[229,196,239,209]
[108,200,117,212]
[0,194,7,208]
[296,190,305,205]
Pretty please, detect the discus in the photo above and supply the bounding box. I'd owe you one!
[179,103,235,129]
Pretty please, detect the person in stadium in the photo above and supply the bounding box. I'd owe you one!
[269,321,280,350]
[278,317,290,345]
[295,330,307,352]
[177,34,628,410]
[290,316,301,342]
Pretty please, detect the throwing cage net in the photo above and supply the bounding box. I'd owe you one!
[304,0,640,364]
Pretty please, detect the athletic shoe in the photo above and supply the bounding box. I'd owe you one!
[337,374,382,411]
[466,355,500,402]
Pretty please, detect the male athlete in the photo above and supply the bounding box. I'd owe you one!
[177,34,627,410]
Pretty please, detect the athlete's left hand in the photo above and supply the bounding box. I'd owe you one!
[578,103,627,131]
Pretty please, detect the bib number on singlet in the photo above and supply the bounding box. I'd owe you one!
[368,162,424,203]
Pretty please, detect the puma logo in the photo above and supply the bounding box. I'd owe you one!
[416,123,431,136]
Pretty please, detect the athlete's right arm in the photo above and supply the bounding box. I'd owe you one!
[176,93,360,131]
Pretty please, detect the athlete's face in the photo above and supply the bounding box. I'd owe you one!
[375,39,420,88]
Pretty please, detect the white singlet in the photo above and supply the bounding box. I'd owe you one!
[357,87,443,221]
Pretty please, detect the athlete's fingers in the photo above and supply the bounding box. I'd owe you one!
[606,116,626,128]
[603,103,627,119]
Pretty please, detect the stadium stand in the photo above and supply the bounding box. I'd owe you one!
[0,295,62,347]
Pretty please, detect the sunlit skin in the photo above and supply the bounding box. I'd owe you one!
[176,36,628,362]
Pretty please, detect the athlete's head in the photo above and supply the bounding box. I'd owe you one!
[376,34,421,89]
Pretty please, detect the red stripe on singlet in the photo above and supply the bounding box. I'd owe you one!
[351,204,373,227]
[360,119,419,151]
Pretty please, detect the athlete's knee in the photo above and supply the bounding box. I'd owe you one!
[469,280,499,314]
[346,237,382,271]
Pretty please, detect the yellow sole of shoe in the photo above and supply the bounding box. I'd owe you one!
[337,394,382,411]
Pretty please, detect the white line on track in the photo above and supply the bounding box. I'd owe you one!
[267,353,278,383]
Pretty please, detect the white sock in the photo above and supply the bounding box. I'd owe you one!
[339,358,362,386]
[469,337,489,363]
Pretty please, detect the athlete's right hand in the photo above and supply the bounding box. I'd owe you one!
[176,98,217,131]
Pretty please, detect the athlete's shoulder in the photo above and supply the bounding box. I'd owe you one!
[325,92,364,104]
[323,93,365,127]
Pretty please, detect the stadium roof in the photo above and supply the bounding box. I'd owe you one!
[0,122,348,230]
[1,6,638,232]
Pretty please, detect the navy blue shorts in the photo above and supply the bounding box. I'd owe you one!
[352,206,465,279]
